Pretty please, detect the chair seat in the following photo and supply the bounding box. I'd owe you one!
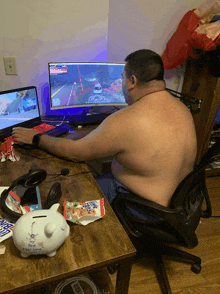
[128,217,189,246]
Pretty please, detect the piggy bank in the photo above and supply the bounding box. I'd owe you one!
[12,203,70,257]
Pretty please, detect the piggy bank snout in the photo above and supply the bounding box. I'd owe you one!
[44,222,56,237]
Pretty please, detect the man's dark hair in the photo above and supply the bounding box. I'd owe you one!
[124,49,164,84]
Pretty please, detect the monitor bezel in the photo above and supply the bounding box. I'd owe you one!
[0,86,40,140]
[48,62,127,109]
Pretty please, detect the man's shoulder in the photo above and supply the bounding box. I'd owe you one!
[108,104,148,127]
[105,106,131,124]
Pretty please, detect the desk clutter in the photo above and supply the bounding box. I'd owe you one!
[0,168,106,258]
[0,123,55,162]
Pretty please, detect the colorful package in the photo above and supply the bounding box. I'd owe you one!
[5,190,31,214]
[0,138,20,162]
[4,187,42,216]
[63,199,105,226]
[0,216,14,243]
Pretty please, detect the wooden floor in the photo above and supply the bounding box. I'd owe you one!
[33,176,220,294]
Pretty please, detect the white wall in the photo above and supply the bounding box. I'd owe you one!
[0,0,206,114]
[107,0,206,92]
[0,0,109,113]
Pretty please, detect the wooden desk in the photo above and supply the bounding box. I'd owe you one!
[0,147,136,294]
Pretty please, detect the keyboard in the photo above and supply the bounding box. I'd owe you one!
[41,124,70,137]
[13,123,71,150]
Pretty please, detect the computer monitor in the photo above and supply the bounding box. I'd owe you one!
[0,86,40,140]
[48,62,127,110]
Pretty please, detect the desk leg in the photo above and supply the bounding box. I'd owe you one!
[115,257,134,294]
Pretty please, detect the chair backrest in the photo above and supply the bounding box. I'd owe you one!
[163,140,220,245]
[170,139,220,219]
[169,169,207,231]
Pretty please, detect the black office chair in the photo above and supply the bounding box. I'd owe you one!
[111,139,220,294]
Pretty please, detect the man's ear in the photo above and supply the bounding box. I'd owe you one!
[131,75,135,84]
[130,75,137,88]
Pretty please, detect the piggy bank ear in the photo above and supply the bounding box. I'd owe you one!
[50,203,60,212]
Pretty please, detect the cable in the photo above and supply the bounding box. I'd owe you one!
[15,150,101,176]
[13,149,85,163]
[46,171,94,180]
[13,142,102,176]
[13,149,55,160]
[58,156,85,164]
[21,151,101,176]
[13,147,101,179]
[47,168,70,178]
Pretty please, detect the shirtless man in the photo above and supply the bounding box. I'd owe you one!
[12,49,197,210]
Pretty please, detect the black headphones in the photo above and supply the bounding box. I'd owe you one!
[0,169,62,223]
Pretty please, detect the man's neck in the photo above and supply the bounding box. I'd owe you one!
[135,80,166,102]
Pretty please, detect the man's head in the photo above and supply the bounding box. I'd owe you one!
[122,49,165,104]
[124,49,164,83]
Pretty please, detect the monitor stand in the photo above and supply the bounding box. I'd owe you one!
[70,106,123,127]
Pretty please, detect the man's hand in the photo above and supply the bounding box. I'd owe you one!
[12,127,41,144]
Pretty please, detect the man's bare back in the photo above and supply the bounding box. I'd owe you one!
[111,90,197,206]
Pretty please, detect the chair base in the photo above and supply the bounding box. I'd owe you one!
[107,237,201,294]
[136,239,201,294]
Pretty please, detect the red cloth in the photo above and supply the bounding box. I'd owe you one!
[161,9,220,69]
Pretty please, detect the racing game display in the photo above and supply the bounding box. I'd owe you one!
[0,88,39,130]
[49,62,126,109]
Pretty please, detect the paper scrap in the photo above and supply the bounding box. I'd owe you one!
[0,245,6,254]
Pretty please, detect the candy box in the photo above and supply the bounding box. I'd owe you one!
[0,216,14,243]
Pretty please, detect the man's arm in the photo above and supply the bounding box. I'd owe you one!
[12,114,125,161]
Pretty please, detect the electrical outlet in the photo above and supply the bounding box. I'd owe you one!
[3,57,17,75]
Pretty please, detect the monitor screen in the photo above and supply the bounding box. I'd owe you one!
[0,86,39,136]
[48,62,126,109]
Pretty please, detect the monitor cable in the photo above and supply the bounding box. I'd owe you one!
[13,148,102,176]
